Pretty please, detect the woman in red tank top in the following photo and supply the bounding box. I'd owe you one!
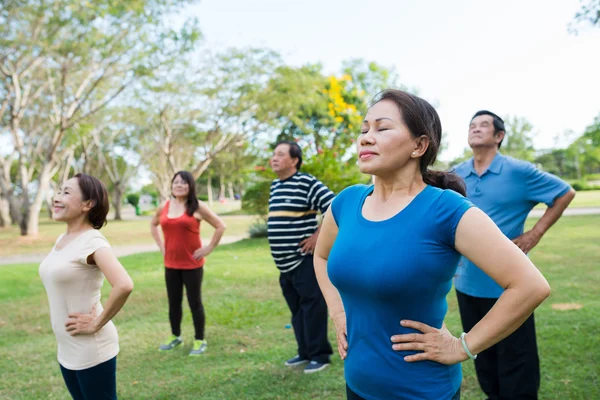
[150,171,226,356]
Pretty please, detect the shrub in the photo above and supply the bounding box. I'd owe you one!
[126,193,140,207]
[242,180,271,218]
[248,219,269,238]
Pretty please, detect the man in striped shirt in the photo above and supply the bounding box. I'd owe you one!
[268,140,334,374]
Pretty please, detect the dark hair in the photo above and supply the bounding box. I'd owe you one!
[274,140,303,170]
[371,89,466,196]
[171,171,199,216]
[471,110,505,149]
[74,173,110,229]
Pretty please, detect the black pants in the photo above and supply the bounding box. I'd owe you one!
[165,267,205,340]
[456,290,540,400]
[60,356,117,400]
[346,384,460,400]
[279,256,333,364]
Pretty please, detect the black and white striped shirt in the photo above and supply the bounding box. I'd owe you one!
[268,172,335,272]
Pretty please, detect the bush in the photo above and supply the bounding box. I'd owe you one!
[126,193,140,207]
[248,220,269,238]
[571,181,600,191]
[242,180,271,218]
[198,195,209,201]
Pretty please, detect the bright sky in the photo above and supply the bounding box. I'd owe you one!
[187,0,600,160]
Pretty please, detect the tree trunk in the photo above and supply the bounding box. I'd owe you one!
[9,196,20,226]
[228,181,235,200]
[45,188,54,219]
[113,185,124,220]
[0,197,9,227]
[24,164,53,236]
[207,173,213,206]
[219,175,226,200]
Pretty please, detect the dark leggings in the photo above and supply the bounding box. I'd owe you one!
[346,384,460,400]
[165,267,205,340]
[60,356,117,400]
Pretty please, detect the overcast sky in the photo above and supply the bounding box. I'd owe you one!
[186,0,600,160]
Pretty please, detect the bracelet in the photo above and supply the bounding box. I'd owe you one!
[460,332,477,360]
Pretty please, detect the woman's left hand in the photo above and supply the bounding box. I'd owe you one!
[65,305,99,336]
[390,320,468,365]
[193,247,212,260]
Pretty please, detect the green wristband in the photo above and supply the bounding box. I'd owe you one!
[460,332,477,360]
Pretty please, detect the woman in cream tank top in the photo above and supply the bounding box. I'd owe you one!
[39,173,133,400]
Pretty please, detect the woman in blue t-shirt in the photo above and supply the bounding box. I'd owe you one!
[314,89,551,400]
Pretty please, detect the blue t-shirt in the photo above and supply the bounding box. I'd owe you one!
[453,153,571,298]
[328,184,473,400]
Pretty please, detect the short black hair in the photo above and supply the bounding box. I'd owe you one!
[275,140,303,170]
[74,173,110,229]
[471,110,505,149]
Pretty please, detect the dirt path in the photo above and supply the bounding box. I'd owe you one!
[0,235,248,266]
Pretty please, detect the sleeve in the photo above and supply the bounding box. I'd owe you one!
[522,162,571,207]
[79,232,111,265]
[308,178,336,214]
[435,189,474,248]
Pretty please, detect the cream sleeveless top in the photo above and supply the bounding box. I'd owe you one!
[39,229,119,370]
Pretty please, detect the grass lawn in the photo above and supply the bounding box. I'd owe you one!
[1,216,598,399]
[0,214,255,257]
[535,190,600,209]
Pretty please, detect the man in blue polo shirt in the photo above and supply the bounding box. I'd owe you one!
[454,110,575,400]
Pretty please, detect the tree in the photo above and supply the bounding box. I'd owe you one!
[138,47,281,200]
[572,0,600,30]
[0,0,200,235]
[501,116,537,162]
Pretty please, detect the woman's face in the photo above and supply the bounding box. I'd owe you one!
[357,99,418,176]
[171,174,190,197]
[53,177,91,223]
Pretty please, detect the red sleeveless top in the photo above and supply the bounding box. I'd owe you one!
[159,201,205,269]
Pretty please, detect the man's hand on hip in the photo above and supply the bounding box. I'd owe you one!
[299,233,319,255]
[512,229,542,254]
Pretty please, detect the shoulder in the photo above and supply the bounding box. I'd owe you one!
[157,200,168,212]
[84,229,110,248]
[452,159,472,177]
[429,186,472,212]
[296,172,318,183]
[332,184,369,207]
[501,155,535,174]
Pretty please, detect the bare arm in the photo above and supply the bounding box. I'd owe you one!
[313,208,347,358]
[193,201,226,258]
[392,207,550,364]
[65,248,134,335]
[150,201,166,255]
[513,188,576,253]
[455,208,551,356]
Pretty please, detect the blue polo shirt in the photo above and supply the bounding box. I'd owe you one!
[453,153,571,298]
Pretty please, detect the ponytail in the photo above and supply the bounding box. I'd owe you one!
[422,169,466,196]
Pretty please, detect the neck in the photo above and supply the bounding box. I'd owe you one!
[173,196,187,204]
[372,163,426,200]
[65,217,93,235]
[277,169,297,181]
[472,146,498,173]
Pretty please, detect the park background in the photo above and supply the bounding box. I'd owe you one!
[1,0,599,398]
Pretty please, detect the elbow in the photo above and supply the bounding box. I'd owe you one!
[119,279,134,295]
[219,222,227,232]
[532,279,551,305]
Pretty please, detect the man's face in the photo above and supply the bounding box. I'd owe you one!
[270,144,298,174]
[468,115,504,149]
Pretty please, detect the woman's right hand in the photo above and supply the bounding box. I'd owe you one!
[332,312,348,360]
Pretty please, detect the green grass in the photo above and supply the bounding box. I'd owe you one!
[535,190,600,209]
[0,215,254,257]
[1,217,599,399]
